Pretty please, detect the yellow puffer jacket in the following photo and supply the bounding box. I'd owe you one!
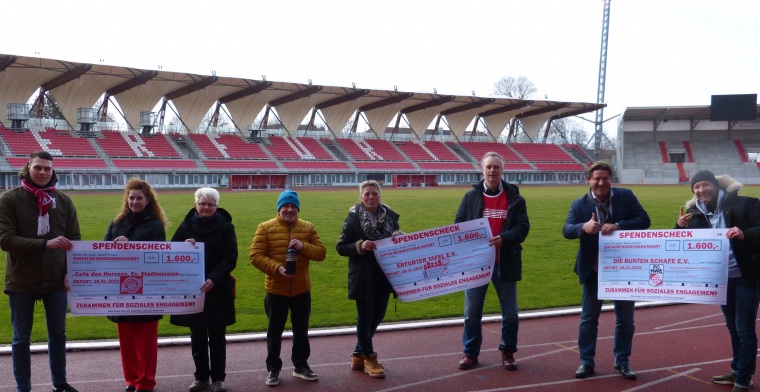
[250,214,326,297]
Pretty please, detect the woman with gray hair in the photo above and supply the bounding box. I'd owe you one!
[170,188,237,392]
[336,180,402,378]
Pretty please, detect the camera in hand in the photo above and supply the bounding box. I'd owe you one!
[285,247,297,275]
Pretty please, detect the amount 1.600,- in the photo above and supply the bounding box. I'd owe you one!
[164,253,198,263]
[455,229,486,244]
[684,240,721,251]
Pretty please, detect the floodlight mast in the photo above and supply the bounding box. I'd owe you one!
[594,0,611,159]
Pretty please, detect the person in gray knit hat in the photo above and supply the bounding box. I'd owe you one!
[689,169,719,191]
[677,170,760,392]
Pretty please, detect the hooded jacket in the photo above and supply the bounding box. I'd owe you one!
[1,165,80,293]
[680,174,760,281]
[250,214,326,297]
[170,207,237,327]
[455,179,530,282]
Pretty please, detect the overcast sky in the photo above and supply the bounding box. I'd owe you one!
[2,0,758,136]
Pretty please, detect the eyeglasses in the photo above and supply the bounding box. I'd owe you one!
[196,202,217,208]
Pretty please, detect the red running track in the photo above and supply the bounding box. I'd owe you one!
[0,303,747,391]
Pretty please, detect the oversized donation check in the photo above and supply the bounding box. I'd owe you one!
[598,228,729,305]
[373,218,495,302]
[67,241,206,315]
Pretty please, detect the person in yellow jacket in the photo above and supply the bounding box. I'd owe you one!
[251,189,326,387]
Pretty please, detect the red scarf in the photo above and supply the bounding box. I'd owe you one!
[21,178,56,235]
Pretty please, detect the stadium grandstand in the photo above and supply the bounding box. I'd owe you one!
[0,53,603,190]
[618,105,760,184]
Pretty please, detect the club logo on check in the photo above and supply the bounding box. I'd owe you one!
[649,264,664,286]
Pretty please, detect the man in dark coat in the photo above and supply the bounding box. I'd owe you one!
[455,152,529,371]
[563,161,650,381]
[0,151,81,392]
[677,170,760,392]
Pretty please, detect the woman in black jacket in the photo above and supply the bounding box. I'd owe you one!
[170,187,237,392]
[104,178,168,392]
[336,180,401,378]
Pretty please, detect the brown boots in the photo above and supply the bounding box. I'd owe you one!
[363,353,386,378]
[350,353,364,370]
[350,352,386,377]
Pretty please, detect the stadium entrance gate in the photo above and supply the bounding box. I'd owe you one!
[229,174,287,190]
[393,175,438,188]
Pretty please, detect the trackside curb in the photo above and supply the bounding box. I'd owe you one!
[0,301,675,355]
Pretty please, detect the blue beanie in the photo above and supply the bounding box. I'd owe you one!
[277,189,300,211]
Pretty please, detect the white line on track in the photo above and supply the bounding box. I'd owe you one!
[375,348,571,392]
[620,368,701,391]
[374,345,739,391]
[653,313,723,330]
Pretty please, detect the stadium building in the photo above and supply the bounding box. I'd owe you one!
[1,54,607,190]
[619,103,760,184]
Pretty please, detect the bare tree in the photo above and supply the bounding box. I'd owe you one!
[546,118,587,144]
[493,76,537,99]
[93,97,120,123]
[249,112,281,131]
[343,116,356,133]
[201,109,230,130]
[166,115,187,132]
[28,92,64,119]
[601,134,617,150]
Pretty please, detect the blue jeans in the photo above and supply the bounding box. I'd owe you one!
[578,273,635,367]
[354,289,390,356]
[722,277,760,388]
[462,267,518,356]
[8,291,69,392]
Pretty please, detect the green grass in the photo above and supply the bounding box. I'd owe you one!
[3,184,760,344]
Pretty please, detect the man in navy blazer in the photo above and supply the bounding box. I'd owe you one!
[563,161,650,380]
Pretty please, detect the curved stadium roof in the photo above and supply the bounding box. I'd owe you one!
[0,54,604,141]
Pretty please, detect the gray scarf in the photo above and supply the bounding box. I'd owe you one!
[589,190,612,224]
[357,203,393,240]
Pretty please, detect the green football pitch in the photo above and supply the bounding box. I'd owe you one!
[2,183,758,343]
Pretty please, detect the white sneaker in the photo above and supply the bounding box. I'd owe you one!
[188,380,209,392]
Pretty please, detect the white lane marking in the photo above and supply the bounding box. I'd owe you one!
[653,313,723,330]
[620,368,701,392]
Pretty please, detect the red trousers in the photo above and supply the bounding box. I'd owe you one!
[117,321,159,391]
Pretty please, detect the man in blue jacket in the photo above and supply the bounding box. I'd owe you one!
[563,161,650,380]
